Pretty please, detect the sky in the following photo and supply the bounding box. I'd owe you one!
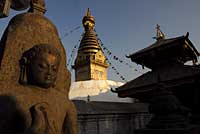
[1,0,200,82]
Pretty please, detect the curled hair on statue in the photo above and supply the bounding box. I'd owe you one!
[22,44,61,62]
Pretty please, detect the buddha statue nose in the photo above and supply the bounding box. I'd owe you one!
[47,66,53,75]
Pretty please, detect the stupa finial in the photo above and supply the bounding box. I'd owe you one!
[86,8,91,16]
[82,8,95,31]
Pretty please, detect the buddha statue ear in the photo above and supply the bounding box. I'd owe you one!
[19,57,28,84]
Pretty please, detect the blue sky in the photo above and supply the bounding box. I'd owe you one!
[1,0,200,82]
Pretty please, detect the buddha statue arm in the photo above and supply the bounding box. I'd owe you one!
[62,101,78,134]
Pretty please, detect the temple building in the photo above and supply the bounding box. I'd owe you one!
[72,8,109,81]
[114,25,200,101]
[114,25,200,133]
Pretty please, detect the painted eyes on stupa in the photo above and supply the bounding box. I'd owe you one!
[84,21,94,27]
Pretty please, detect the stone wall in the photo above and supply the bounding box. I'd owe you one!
[73,100,151,134]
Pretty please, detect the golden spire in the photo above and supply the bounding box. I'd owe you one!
[86,8,91,16]
[156,24,165,40]
[73,8,109,81]
[82,8,95,31]
[79,8,100,53]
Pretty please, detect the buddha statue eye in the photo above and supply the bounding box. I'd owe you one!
[38,63,47,69]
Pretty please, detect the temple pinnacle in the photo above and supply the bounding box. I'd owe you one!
[82,8,95,31]
[86,8,91,16]
[156,24,165,40]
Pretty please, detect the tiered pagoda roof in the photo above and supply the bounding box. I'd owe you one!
[78,8,101,53]
[127,26,199,69]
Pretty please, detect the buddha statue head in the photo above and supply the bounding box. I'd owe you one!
[19,44,61,88]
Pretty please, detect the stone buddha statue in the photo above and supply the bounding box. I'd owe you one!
[0,1,78,134]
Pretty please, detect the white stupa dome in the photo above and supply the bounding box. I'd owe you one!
[69,80,133,103]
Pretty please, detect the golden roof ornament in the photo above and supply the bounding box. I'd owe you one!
[78,8,100,53]
[82,8,95,31]
[156,24,165,40]
[86,8,91,16]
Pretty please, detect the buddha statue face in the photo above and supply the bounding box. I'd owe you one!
[20,44,61,88]
[28,52,59,88]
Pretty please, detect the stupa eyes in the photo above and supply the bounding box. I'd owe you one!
[84,21,94,27]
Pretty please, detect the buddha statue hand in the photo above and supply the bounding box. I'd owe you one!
[24,103,56,134]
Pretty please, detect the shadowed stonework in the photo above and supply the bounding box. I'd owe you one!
[115,26,200,134]
[0,7,78,134]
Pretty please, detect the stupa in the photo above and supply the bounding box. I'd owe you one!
[69,9,131,103]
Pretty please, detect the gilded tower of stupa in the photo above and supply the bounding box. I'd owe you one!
[73,8,109,81]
